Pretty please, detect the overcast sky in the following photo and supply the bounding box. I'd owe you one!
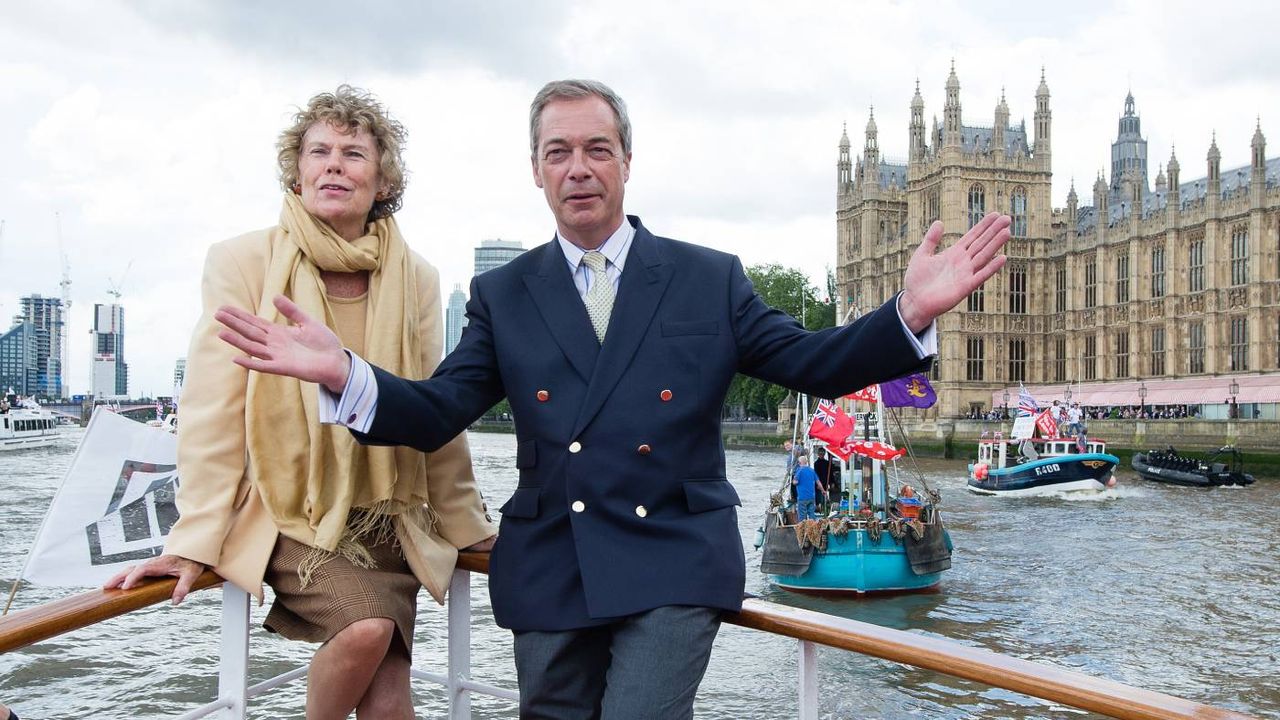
[3,0,1277,397]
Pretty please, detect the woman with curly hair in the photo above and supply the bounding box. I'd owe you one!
[108,86,495,719]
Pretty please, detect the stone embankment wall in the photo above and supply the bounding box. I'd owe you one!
[925,418,1279,455]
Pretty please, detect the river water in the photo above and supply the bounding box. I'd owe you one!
[1,429,1277,719]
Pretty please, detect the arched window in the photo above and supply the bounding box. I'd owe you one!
[1008,263,1027,314]
[1151,246,1166,298]
[1010,187,1027,237]
[966,336,985,381]
[968,184,986,228]
[1231,225,1249,286]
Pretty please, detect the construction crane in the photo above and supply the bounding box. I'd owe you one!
[107,259,134,302]
[57,212,71,400]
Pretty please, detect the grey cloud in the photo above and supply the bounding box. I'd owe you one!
[134,0,571,79]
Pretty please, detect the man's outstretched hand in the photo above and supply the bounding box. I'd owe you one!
[216,295,351,393]
[898,212,1011,334]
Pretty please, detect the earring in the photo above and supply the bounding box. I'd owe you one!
[292,182,302,195]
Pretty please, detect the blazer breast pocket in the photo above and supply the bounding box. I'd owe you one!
[682,479,741,513]
[661,320,719,337]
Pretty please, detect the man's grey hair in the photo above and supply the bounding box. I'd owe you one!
[529,79,632,156]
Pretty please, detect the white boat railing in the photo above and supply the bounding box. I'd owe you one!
[0,556,1258,720]
[166,569,518,720]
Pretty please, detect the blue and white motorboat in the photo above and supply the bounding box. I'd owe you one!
[967,435,1119,496]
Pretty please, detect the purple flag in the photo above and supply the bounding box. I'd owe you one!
[880,373,937,408]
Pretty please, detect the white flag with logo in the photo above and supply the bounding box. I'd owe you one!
[24,408,180,587]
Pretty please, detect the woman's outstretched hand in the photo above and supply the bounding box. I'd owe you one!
[216,295,351,393]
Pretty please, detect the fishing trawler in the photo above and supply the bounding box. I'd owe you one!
[757,382,952,594]
[967,391,1119,496]
[967,433,1119,496]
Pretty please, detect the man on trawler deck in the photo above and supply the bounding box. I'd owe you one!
[213,78,1011,719]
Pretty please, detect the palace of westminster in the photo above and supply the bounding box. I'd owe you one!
[835,63,1280,418]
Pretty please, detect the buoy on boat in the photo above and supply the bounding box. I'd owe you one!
[1105,474,1117,488]
[753,526,765,549]
[973,463,989,480]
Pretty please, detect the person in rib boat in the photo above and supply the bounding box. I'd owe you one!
[107,85,496,720]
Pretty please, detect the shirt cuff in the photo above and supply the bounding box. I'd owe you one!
[894,296,938,358]
[317,350,378,433]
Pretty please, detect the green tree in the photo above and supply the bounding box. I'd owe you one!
[724,264,836,421]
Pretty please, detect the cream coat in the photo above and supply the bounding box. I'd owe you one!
[164,227,494,604]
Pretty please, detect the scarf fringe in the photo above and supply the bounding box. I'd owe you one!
[296,501,437,588]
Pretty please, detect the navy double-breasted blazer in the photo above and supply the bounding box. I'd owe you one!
[358,217,930,631]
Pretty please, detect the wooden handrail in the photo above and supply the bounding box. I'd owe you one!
[729,600,1252,720]
[460,555,1254,720]
[2,557,1257,720]
[0,570,223,653]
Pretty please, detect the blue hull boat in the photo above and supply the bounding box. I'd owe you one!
[967,453,1119,496]
[759,395,951,595]
[758,496,952,595]
[968,435,1119,496]
[765,517,952,594]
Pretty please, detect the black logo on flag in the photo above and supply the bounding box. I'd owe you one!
[85,460,181,566]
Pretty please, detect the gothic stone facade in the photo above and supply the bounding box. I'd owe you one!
[835,65,1280,416]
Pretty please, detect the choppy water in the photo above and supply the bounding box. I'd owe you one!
[1,429,1277,719]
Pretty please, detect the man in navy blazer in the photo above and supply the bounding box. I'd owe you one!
[218,79,1011,719]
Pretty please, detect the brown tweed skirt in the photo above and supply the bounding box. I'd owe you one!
[263,533,420,656]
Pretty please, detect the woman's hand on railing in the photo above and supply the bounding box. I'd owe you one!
[103,554,207,605]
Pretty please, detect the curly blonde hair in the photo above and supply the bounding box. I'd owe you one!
[277,85,408,219]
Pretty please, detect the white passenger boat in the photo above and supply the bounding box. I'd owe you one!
[0,402,62,450]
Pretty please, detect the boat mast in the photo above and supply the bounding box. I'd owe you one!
[872,389,887,513]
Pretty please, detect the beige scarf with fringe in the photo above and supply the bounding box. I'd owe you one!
[246,193,431,583]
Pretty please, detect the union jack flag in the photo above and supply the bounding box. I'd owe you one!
[808,399,854,446]
[1017,383,1038,417]
[813,400,838,427]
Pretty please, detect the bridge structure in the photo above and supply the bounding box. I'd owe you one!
[41,402,161,425]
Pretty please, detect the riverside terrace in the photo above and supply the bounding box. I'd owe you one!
[476,415,1280,470]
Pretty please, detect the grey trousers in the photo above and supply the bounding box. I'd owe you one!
[512,605,722,720]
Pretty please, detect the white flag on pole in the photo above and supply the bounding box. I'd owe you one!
[24,407,180,587]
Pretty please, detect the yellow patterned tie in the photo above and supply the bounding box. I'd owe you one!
[581,251,614,343]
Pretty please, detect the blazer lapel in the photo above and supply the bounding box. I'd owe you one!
[522,241,599,383]
[572,223,673,437]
